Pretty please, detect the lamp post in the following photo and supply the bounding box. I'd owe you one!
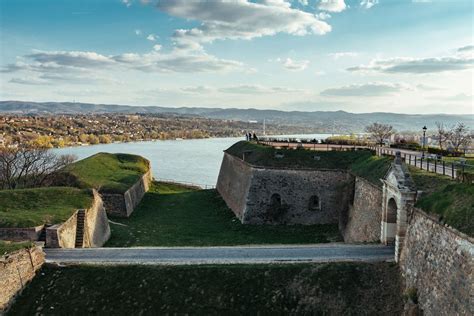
[422,126,427,158]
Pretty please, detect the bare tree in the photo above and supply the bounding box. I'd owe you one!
[0,145,76,190]
[365,123,395,146]
[447,122,472,152]
[435,121,450,150]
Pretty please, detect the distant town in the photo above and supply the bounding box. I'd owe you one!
[0,113,314,147]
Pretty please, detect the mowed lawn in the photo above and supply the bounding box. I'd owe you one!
[106,182,342,247]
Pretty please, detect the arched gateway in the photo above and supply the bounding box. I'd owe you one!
[380,152,417,261]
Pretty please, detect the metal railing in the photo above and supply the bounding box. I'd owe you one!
[376,147,472,179]
[155,177,216,190]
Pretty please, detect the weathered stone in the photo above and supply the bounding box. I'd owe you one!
[400,208,473,316]
[0,246,44,313]
[102,169,152,218]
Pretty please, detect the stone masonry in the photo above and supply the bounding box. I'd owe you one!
[400,207,473,315]
[0,246,44,313]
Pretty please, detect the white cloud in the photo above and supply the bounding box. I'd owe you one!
[122,0,132,8]
[360,0,379,9]
[320,82,410,97]
[316,12,331,20]
[458,45,474,52]
[135,29,142,36]
[146,34,158,41]
[412,0,432,3]
[328,51,358,59]
[318,0,347,13]
[276,57,310,71]
[157,0,331,50]
[2,48,246,76]
[9,77,50,85]
[347,54,473,74]
[218,84,304,94]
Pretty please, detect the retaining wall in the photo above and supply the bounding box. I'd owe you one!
[102,169,152,218]
[341,177,383,243]
[0,246,44,313]
[46,190,110,248]
[400,207,473,315]
[217,153,353,225]
[0,226,43,242]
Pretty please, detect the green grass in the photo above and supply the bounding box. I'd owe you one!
[226,141,376,170]
[350,155,393,187]
[106,182,342,247]
[0,187,93,228]
[9,263,403,315]
[0,240,34,256]
[226,141,392,187]
[410,167,473,236]
[61,152,150,193]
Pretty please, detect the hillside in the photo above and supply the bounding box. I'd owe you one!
[1,100,471,132]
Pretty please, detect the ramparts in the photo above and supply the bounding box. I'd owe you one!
[102,168,152,217]
[0,245,44,313]
[217,153,353,225]
[341,176,383,243]
[400,207,473,315]
[46,190,110,248]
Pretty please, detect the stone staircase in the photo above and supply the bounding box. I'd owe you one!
[75,210,86,248]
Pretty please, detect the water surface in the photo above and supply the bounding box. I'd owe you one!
[54,134,332,187]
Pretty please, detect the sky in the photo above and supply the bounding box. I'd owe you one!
[0,0,473,114]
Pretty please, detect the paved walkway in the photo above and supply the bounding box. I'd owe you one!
[44,244,394,265]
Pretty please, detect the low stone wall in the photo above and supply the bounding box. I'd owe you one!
[0,226,43,242]
[400,207,473,315]
[83,190,111,247]
[46,212,77,248]
[102,169,152,218]
[341,177,382,243]
[0,246,44,313]
[217,153,353,225]
[46,190,110,248]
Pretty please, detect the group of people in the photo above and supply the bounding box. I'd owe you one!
[245,132,258,142]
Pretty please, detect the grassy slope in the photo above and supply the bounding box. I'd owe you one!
[10,263,403,315]
[62,153,149,193]
[0,187,93,228]
[226,141,392,187]
[106,182,341,247]
[0,240,34,256]
[410,167,473,236]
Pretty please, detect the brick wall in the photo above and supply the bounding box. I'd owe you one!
[400,207,473,315]
[341,177,382,243]
[0,246,44,313]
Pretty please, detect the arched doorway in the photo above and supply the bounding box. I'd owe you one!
[382,197,398,246]
[267,193,285,221]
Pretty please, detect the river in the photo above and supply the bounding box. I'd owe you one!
[54,134,334,187]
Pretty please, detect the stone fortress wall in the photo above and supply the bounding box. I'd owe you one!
[0,245,44,313]
[102,168,152,218]
[217,152,353,225]
[340,176,383,243]
[400,207,473,316]
[217,149,473,315]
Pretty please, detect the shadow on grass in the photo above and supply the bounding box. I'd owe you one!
[105,182,342,247]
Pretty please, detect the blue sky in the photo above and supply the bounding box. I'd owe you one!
[0,0,473,113]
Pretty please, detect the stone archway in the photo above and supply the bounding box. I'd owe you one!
[381,152,417,261]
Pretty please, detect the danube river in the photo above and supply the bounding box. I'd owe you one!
[54,134,333,187]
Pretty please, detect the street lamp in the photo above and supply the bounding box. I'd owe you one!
[422,126,427,158]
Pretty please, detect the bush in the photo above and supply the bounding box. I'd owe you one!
[390,142,421,151]
[427,147,462,157]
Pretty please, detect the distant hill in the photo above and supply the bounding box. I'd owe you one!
[0,100,472,133]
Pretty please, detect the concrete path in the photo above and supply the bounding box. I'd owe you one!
[44,244,394,265]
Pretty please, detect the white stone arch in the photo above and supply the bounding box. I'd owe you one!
[381,152,417,261]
